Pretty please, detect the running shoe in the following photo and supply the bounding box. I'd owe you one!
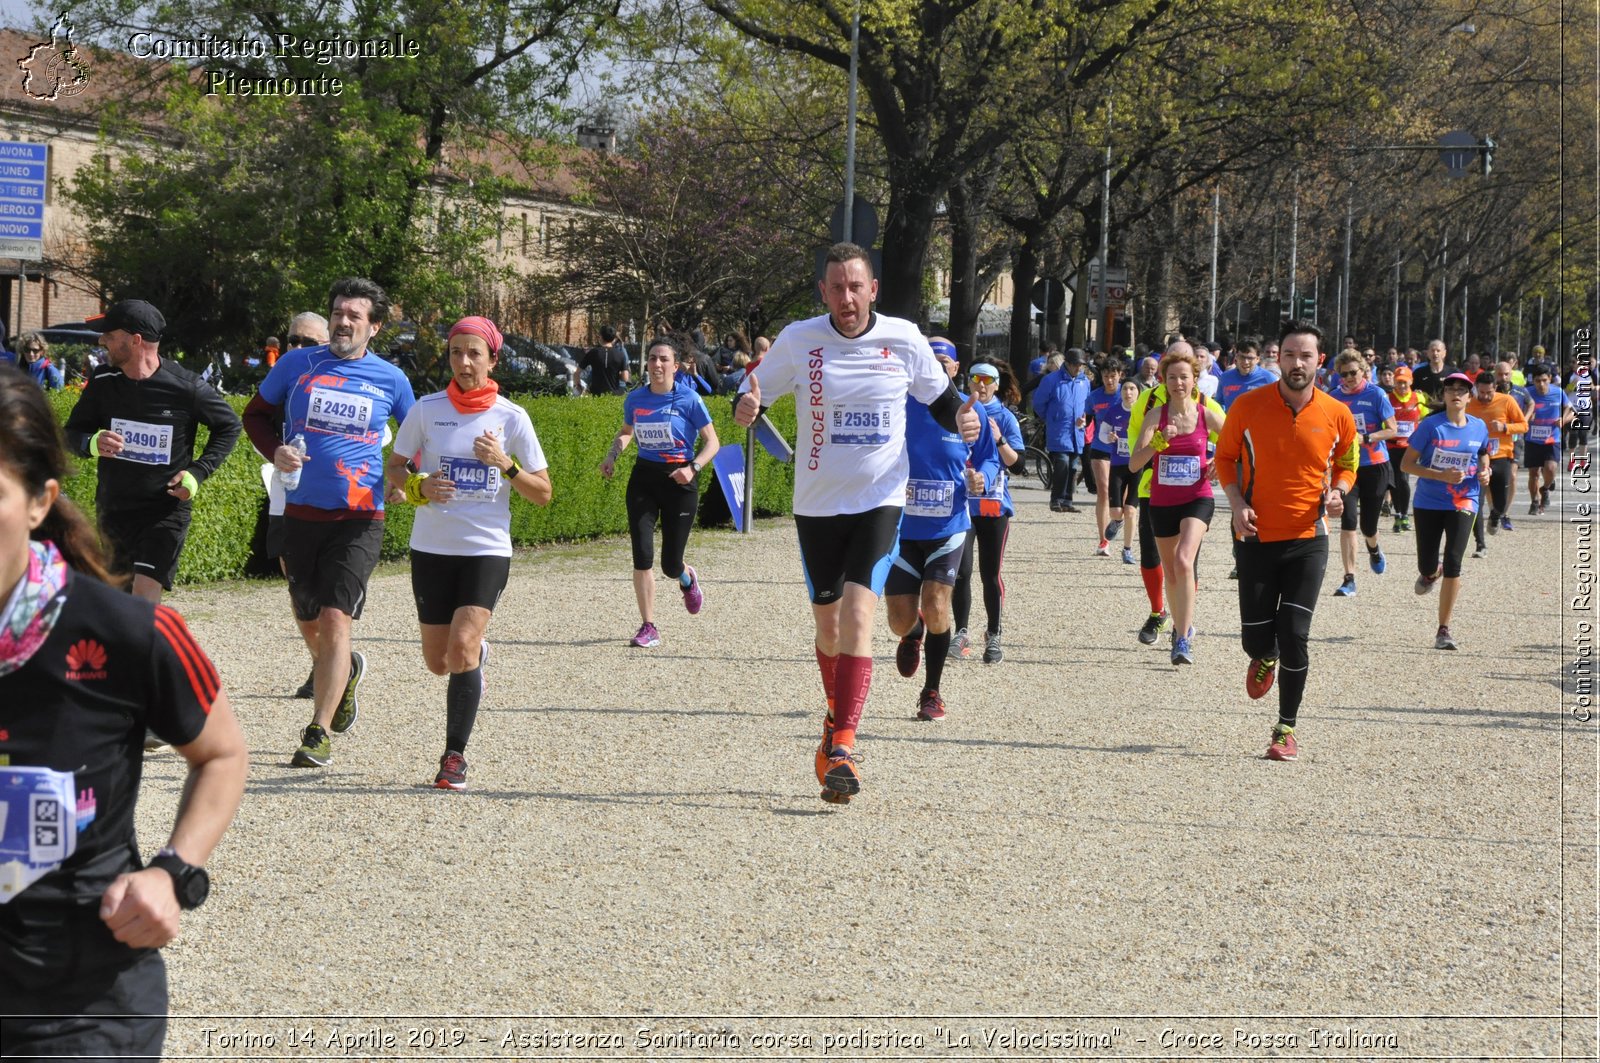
[1380,499,1392,517]
[947,628,971,660]
[982,630,1002,664]
[680,566,703,614]
[1095,539,1110,556]
[1333,575,1357,597]
[1121,547,1136,565]
[1528,501,1539,516]
[294,667,315,699]
[1266,726,1298,762]
[1471,545,1487,559]
[1227,566,1238,580]
[813,717,835,786]
[1541,486,1551,510]
[1400,515,1412,531]
[1392,516,1404,533]
[1170,635,1193,666]
[1105,518,1124,541]
[896,631,924,677]
[630,622,662,648]
[330,650,365,734]
[292,723,332,768]
[1500,517,1515,532]
[1063,502,1081,514]
[1435,625,1458,651]
[1414,568,1441,595]
[1369,549,1386,574]
[1246,657,1278,700]
[434,750,468,791]
[1487,516,1498,536]
[819,747,861,804]
[916,689,946,721]
[1137,611,1170,645]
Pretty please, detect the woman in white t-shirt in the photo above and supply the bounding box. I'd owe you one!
[386,317,552,791]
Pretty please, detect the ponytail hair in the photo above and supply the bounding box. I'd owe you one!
[0,366,122,585]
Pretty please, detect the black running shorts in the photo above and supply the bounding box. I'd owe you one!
[410,550,511,625]
[283,516,385,622]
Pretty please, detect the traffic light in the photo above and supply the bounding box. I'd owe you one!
[1479,136,1496,175]
[1297,295,1317,320]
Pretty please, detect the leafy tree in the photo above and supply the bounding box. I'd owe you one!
[55,0,622,357]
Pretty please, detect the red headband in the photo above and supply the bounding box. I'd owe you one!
[448,316,503,355]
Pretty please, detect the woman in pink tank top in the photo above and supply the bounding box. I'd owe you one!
[1130,348,1227,665]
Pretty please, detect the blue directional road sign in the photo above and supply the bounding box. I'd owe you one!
[0,142,47,260]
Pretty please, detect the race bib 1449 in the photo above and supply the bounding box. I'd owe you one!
[438,456,500,503]
[110,418,172,465]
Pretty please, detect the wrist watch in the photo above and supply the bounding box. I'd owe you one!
[149,847,210,909]
[505,461,523,481]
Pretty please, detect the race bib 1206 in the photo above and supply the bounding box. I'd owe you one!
[438,455,500,503]
[830,403,893,446]
[306,387,375,436]
[110,418,173,465]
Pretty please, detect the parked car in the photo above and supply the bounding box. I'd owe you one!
[502,335,578,395]
[11,323,104,347]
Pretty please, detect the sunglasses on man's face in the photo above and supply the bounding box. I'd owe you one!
[287,335,320,347]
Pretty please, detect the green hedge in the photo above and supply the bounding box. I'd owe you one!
[48,388,797,584]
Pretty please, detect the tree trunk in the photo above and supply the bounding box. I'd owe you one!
[877,185,940,319]
[1008,241,1040,384]
[947,179,983,368]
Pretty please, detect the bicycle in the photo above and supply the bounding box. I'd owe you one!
[1014,413,1053,492]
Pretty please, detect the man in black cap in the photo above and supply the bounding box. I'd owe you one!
[63,299,242,603]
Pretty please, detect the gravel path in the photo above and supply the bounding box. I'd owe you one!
[134,480,1596,1060]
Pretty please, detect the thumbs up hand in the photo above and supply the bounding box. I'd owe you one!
[735,370,761,428]
[956,391,981,443]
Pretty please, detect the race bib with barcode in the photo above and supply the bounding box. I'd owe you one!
[906,478,956,517]
[830,403,893,446]
[1395,421,1416,438]
[1528,424,1555,443]
[1097,420,1117,446]
[307,387,375,437]
[634,419,677,452]
[110,418,173,465]
[438,456,500,503]
[1430,448,1475,474]
[1158,453,1202,486]
[0,766,84,904]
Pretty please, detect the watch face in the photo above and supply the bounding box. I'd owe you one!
[182,865,211,908]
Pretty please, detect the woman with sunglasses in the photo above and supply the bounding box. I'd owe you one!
[1401,372,1492,650]
[949,360,1022,663]
[1328,350,1397,597]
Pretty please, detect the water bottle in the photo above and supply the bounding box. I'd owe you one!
[279,433,307,490]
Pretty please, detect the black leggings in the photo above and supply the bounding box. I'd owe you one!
[1474,457,1515,547]
[1235,536,1329,727]
[1341,462,1391,538]
[626,459,698,577]
[1138,495,1159,569]
[1415,507,1474,579]
[952,514,1011,635]
[1387,448,1413,516]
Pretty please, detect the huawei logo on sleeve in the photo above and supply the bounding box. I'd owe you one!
[65,639,108,680]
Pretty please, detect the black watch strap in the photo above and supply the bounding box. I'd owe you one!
[150,847,210,910]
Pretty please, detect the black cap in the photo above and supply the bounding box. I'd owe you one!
[1065,348,1085,365]
[84,299,165,340]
